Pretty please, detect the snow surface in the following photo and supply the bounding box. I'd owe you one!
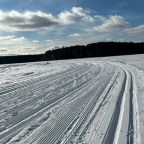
[0,54,144,144]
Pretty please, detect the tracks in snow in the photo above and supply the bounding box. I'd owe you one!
[0,61,141,144]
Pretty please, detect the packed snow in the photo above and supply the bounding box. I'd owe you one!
[0,54,144,144]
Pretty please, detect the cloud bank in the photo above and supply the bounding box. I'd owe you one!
[0,7,143,34]
[91,15,129,32]
[0,6,144,55]
[0,7,94,31]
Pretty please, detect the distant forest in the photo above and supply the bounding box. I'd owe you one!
[44,42,144,60]
[0,42,144,64]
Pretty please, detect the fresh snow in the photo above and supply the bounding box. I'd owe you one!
[0,54,144,144]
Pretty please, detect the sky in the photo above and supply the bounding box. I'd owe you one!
[0,0,144,55]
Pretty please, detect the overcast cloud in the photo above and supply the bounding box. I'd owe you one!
[0,6,143,55]
[0,7,94,31]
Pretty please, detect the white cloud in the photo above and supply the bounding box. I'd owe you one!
[0,48,7,52]
[0,35,45,55]
[0,10,58,32]
[32,40,39,43]
[0,35,26,45]
[0,7,94,32]
[0,35,16,40]
[58,10,78,25]
[68,33,81,37]
[87,15,129,32]
[126,25,144,34]
[58,7,94,25]
[46,39,53,42]
[71,7,94,22]
[94,15,106,22]
[0,7,143,55]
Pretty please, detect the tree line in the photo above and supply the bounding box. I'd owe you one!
[44,42,144,60]
[0,54,44,64]
[0,42,144,64]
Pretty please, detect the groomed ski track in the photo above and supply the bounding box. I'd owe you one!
[0,60,141,144]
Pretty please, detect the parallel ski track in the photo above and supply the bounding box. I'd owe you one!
[61,66,119,144]
[0,66,100,119]
[100,64,136,144]
[0,63,102,143]
[0,61,139,144]
[0,63,89,100]
[0,63,92,96]
[18,64,115,144]
[110,64,136,144]
[127,71,134,144]
[101,67,127,144]
[58,63,137,144]
[0,63,97,114]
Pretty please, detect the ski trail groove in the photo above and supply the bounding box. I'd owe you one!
[0,61,142,144]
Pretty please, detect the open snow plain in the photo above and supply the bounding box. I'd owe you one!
[0,54,144,144]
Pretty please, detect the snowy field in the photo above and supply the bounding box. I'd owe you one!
[0,54,144,144]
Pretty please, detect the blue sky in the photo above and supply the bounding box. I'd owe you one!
[0,0,144,55]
